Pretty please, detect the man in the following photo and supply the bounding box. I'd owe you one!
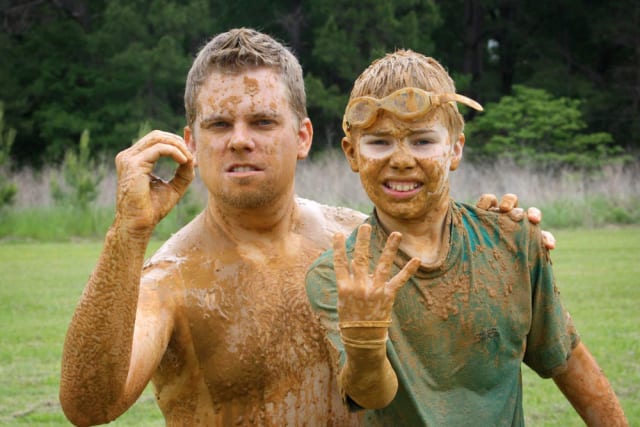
[305,50,627,426]
[59,29,545,426]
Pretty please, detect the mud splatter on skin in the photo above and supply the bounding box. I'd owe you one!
[243,75,259,96]
[145,199,365,426]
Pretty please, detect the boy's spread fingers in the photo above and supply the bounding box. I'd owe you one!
[352,224,372,278]
[332,233,350,285]
[375,232,402,283]
[386,257,421,295]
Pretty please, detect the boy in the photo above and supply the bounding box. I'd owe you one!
[305,50,627,426]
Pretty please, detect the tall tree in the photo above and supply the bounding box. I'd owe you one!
[302,0,442,149]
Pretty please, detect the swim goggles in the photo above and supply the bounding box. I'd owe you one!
[342,87,483,134]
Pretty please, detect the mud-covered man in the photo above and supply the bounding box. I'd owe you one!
[305,50,627,426]
[60,29,546,426]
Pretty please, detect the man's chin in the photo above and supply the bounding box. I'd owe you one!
[216,190,277,210]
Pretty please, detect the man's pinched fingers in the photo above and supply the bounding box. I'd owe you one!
[129,131,192,163]
[499,193,518,213]
[332,233,351,286]
[352,224,372,281]
[385,257,421,296]
[169,161,195,198]
[374,232,402,286]
[476,193,498,211]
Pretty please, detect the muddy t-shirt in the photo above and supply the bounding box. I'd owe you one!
[306,201,579,426]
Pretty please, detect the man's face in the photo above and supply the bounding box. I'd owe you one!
[343,111,463,222]
[185,68,312,209]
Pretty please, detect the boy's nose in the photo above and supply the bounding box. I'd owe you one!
[389,141,416,169]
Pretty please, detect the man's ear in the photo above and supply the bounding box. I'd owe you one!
[341,136,359,172]
[184,126,198,167]
[297,118,313,160]
[449,133,465,171]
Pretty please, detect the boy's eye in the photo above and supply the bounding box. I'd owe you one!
[413,139,433,146]
[366,139,391,146]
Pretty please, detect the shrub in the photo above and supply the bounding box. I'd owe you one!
[50,129,104,210]
[0,101,17,211]
[465,85,630,170]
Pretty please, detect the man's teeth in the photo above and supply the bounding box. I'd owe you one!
[232,166,256,172]
[387,182,419,191]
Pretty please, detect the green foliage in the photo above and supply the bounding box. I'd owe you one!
[304,0,441,149]
[0,1,637,165]
[50,129,104,210]
[0,102,17,210]
[465,85,629,169]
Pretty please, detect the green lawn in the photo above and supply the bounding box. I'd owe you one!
[0,227,638,426]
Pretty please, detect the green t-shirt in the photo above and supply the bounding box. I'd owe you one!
[305,201,579,426]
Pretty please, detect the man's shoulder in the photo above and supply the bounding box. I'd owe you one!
[295,197,366,234]
[144,213,206,271]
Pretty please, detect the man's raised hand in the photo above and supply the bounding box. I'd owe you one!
[114,130,194,233]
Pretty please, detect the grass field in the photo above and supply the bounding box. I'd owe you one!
[0,227,638,425]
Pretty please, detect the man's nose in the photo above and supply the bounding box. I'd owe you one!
[228,124,256,152]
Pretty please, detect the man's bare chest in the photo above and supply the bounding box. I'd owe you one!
[164,258,328,399]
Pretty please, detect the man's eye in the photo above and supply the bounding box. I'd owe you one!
[256,119,275,127]
[203,121,229,129]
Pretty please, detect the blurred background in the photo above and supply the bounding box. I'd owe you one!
[1,0,639,236]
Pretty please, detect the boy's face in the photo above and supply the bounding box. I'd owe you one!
[342,111,464,222]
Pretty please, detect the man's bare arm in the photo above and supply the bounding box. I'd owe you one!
[59,131,194,426]
[553,342,628,426]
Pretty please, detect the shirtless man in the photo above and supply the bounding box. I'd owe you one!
[59,29,544,426]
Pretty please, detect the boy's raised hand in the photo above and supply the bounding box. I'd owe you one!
[333,224,421,324]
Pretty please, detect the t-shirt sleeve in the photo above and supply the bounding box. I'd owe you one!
[523,225,580,378]
[305,250,346,364]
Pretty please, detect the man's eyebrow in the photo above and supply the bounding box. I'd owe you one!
[199,114,228,126]
[249,111,280,120]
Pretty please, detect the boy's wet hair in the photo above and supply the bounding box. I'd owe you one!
[184,28,306,127]
[349,50,464,138]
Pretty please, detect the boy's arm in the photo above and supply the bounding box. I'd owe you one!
[553,342,628,426]
[333,224,420,409]
[59,131,194,426]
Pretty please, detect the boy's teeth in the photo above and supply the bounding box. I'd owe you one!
[232,166,255,172]
[387,182,419,191]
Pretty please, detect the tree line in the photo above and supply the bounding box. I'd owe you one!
[1,0,638,168]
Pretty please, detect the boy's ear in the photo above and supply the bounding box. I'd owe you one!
[341,136,359,172]
[184,126,198,166]
[297,118,313,160]
[449,133,465,171]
